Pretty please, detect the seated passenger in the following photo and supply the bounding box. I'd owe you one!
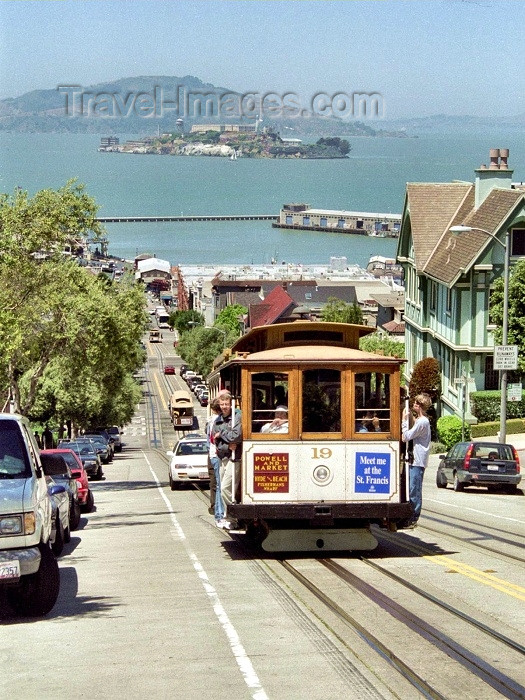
[357,411,381,433]
[261,406,289,434]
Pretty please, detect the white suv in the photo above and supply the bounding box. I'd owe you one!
[0,414,60,616]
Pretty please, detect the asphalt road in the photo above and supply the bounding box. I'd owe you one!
[1,334,524,700]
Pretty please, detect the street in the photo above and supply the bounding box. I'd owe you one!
[1,333,524,700]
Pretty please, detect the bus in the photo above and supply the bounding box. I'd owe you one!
[155,306,170,329]
[207,321,412,552]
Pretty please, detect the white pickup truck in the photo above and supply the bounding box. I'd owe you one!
[0,413,60,616]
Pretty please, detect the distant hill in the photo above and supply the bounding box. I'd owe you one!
[379,113,525,134]
[0,75,406,138]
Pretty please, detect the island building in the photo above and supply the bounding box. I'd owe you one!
[190,124,257,134]
[274,203,401,236]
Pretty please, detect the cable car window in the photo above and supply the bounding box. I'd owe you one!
[251,372,289,433]
[355,372,390,433]
[283,330,343,344]
[302,369,341,433]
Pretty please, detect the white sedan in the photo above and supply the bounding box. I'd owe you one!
[166,434,209,490]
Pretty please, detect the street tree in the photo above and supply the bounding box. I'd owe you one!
[26,272,147,430]
[177,326,226,377]
[490,259,525,374]
[321,297,363,324]
[169,309,205,333]
[0,182,147,427]
[214,304,247,334]
[0,182,103,412]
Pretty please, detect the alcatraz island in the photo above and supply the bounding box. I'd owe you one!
[98,125,351,159]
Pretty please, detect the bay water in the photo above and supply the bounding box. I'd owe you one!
[1,131,524,266]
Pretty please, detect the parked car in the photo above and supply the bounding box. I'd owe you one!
[188,376,204,391]
[164,365,176,375]
[80,434,112,463]
[40,451,82,530]
[183,371,197,385]
[89,429,115,459]
[193,383,207,397]
[166,434,209,490]
[0,413,60,616]
[47,480,70,556]
[436,441,521,493]
[198,391,209,407]
[106,425,123,453]
[66,440,104,480]
[179,364,189,378]
[53,448,95,512]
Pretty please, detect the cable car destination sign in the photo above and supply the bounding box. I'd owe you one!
[493,345,518,371]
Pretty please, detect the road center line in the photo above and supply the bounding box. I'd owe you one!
[143,451,269,700]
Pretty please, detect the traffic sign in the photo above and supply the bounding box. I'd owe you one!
[493,345,518,371]
[507,383,522,402]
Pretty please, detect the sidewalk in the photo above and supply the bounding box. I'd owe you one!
[470,433,525,450]
[429,432,525,468]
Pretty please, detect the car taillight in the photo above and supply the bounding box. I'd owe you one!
[512,446,520,474]
[464,444,474,470]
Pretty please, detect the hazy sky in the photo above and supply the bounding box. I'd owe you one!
[1,0,524,119]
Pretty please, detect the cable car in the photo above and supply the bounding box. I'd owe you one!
[207,321,412,552]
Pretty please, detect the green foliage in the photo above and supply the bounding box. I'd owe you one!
[0,182,147,428]
[321,297,363,324]
[470,418,525,438]
[437,415,469,449]
[177,326,223,377]
[470,390,525,422]
[215,304,247,334]
[169,309,205,333]
[185,130,221,144]
[490,259,525,373]
[359,333,405,358]
[316,137,351,155]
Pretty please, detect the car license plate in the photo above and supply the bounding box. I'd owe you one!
[181,418,193,425]
[0,559,20,581]
[487,464,499,471]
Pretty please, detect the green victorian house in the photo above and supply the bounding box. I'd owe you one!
[396,149,525,421]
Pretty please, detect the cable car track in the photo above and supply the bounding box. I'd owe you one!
[410,520,525,565]
[356,556,525,656]
[278,557,525,700]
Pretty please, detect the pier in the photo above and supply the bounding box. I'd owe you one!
[96,214,276,223]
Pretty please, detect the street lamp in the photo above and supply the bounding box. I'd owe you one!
[449,224,511,443]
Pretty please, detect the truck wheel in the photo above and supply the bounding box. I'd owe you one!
[9,543,60,617]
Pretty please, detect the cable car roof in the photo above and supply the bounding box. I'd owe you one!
[231,321,375,354]
[231,345,405,365]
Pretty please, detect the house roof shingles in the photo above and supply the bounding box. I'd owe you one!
[406,182,472,271]
[248,285,296,327]
[407,183,525,286]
